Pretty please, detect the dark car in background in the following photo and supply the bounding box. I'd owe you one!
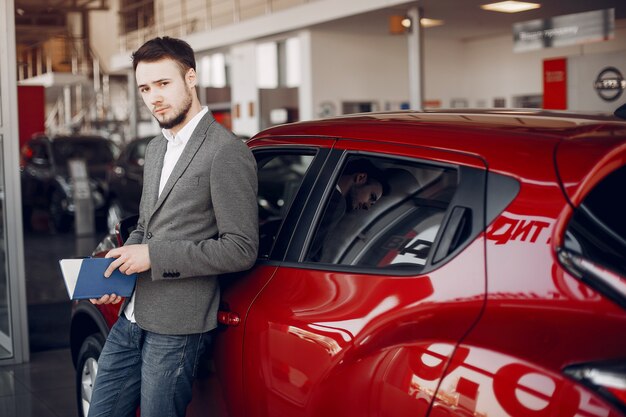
[71,109,626,417]
[20,134,119,232]
[105,136,151,231]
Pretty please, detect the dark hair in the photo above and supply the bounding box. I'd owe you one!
[343,158,390,195]
[132,36,196,75]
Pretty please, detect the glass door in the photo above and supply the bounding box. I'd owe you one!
[0,136,11,358]
[0,0,29,364]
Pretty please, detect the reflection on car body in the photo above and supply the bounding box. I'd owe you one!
[70,110,626,417]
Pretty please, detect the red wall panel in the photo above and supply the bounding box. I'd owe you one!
[543,58,567,110]
[17,85,45,149]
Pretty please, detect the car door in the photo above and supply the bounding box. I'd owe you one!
[240,140,491,417]
[186,137,336,417]
[429,137,626,417]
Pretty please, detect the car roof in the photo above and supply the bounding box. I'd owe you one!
[254,109,626,144]
[253,109,626,167]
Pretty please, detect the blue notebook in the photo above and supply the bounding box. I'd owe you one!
[59,257,137,300]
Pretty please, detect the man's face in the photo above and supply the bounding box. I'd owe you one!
[135,59,194,131]
[348,180,383,211]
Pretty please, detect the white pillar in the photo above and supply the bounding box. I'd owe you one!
[298,30,313,121]
[407,6,424,110]
[231,43,260,137]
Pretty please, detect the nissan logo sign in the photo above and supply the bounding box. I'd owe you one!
[594,67,626,102]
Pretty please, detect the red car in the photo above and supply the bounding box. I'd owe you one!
[70,109,626,417]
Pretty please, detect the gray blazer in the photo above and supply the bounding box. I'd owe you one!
[125,111,258,335]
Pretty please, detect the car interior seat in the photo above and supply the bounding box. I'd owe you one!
[319,167,425,263]
[318,163,459,267]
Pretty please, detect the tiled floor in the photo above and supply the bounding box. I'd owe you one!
[0,348,77,417]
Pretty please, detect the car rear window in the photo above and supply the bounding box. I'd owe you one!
[306,155,459,271]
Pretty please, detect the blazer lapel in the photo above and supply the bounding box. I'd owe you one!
[150,112,215,217]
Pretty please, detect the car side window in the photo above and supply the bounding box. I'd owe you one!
[306,155,459,271]
[256,151,315,259]
[559,164,626,308]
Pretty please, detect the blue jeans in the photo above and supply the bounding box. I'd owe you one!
[88,315,211,417]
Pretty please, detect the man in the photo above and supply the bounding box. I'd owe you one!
[88,37,258,417]
[308,158,387,261]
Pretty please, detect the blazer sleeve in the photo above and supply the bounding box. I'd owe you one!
[148,139,259,278]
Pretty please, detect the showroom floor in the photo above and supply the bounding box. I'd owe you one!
[0,210,105,417]
[0,348,77,417]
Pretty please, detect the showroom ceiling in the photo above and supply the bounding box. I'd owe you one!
[11,0,625,46]
[14,0,109,45]
[381,0,625,41]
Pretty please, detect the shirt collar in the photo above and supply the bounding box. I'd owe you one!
[162,107,208,145]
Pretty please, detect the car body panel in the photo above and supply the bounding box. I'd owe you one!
[433,129,626,417]
[70,110,626,417]
[428,343,624,417]
[232,136,490,416]
[201,265,281,417]
[554,134,626,206]
[201,137,338,417]
[242,239,486,417]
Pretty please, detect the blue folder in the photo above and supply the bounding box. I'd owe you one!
[59,257,137,300]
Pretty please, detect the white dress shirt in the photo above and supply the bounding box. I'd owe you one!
[124,107,209,322]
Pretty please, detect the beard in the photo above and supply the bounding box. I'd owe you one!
[154,91,193,130]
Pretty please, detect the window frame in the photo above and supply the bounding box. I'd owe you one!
[252,146,331,262]
[285,147,490,276]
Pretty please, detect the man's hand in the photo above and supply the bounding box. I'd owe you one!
[90,294,123,305]
[104,244,151,276]
[89,244,151,305]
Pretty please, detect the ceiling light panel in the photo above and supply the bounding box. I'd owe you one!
[481,1,541,13]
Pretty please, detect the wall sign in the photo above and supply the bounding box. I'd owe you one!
[543,58,567,110]
[513,9,614,52]
[594,67,626,102]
